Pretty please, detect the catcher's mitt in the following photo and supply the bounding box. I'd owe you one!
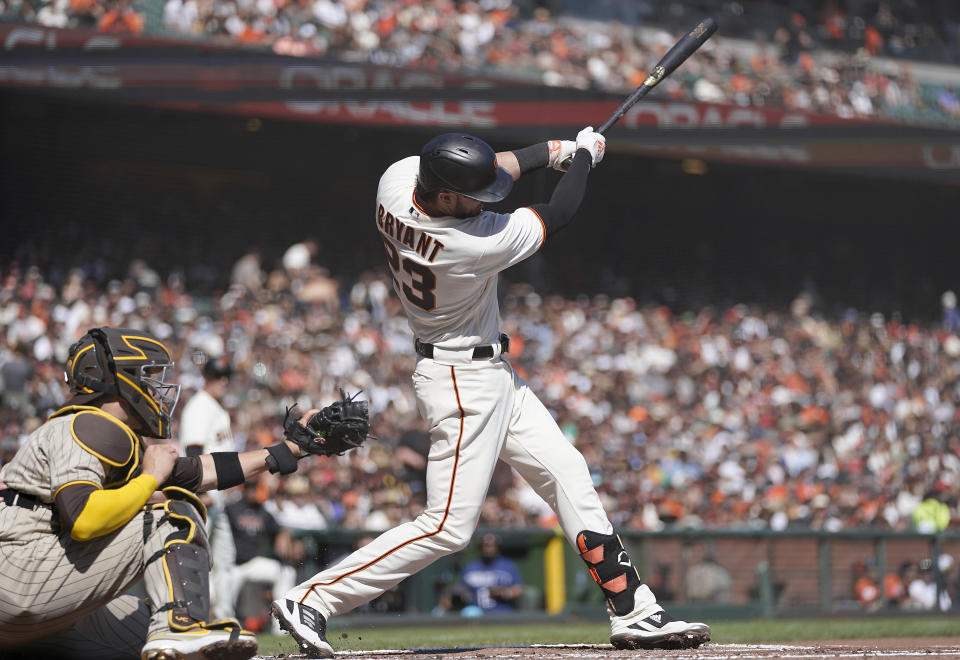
[284,389,369,457]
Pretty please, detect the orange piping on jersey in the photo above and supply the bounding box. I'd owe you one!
[524,207,547,249]
[300,365,466,603]
[411,190,434,218]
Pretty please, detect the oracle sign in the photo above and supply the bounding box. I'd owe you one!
[623,101,812,130]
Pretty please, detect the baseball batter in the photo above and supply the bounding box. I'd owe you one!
[273,129,710,656]
[0,327,325,660]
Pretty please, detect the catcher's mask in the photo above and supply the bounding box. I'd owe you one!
[65,327,181,438]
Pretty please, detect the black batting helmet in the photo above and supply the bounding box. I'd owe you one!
[65,327,181,438]
[417,133,513,203]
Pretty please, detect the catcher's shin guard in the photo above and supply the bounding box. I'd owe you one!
[144,498,214,634]
[141,495,257,660]
[577,530,642,617]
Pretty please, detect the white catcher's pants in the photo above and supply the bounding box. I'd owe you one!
[285,355,613,617]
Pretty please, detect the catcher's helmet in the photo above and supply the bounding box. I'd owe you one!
[65,327,181,438]
[417,133,513,203]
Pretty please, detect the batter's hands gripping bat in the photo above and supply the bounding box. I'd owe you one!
[559,17,718,167]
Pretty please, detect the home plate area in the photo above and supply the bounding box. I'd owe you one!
[255,638,960,660]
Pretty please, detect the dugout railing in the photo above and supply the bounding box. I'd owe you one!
[291,527,960,622]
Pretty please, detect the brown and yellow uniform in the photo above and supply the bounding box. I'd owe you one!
[0,405,206,659]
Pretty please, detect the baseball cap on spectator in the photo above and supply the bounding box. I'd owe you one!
[202,354,233,380]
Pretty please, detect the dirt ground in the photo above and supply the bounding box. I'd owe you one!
[255,637,960,660]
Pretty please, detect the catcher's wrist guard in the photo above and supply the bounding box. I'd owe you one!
[282,390,370,458]
[265,443,299,475]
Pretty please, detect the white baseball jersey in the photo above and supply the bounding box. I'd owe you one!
[179,389,235,454]
[376,156,546,348]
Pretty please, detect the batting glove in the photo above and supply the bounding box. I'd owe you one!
[547,139,578,172]
[575,126,606,167]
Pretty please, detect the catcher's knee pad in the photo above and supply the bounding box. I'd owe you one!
[576,530,641,617]
[161,486,208,524]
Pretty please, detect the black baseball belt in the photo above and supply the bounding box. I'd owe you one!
[415,333,510,360]
[1,488,52,510]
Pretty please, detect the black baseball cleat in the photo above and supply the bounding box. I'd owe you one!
[609,591,710,650]
[271,598,334,658]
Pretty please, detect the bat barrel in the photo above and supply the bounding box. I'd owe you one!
[596,17,716,135]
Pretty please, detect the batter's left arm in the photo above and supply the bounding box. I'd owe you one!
[496,140,577,181]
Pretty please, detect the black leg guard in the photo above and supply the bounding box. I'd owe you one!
[144,498,213,632]
[159,542,212,629]
[577,530,642,616]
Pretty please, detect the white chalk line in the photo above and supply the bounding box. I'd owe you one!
[255,642,960,659]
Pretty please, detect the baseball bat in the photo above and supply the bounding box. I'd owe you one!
[595,17,718,135]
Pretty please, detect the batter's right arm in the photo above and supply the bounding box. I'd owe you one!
[527,128,606,239]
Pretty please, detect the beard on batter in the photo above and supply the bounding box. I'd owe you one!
[453,195,483,219]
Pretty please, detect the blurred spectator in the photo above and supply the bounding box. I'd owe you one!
[1,343,34,415]
[685,551,733,603]
[883,560,911,609]
[231,249,264,294]
[907,558,952,612]
[282,239,319,278]
[942,291,959,333]
[2,253,960,535]
[265,474,328,531]
[912,492,951,533]
[647,563,676,603]
[7,0,960,126]
[432,581,474,616]
[97,0,142,33]
[460,533,524,613]
[852,559,882,612]
[225,480,301,632]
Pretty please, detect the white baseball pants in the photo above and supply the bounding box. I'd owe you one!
[286,355,612,616]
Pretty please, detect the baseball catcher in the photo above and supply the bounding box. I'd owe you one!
[0,326,361,660]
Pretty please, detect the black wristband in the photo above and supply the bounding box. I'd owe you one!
[265,443,299,475]
[512,143,550,174]
[211,452,245,490]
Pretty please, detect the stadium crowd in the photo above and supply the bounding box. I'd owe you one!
[4,0,960,125]
[1,248,958,538]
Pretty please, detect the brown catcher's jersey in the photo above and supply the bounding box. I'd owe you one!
[1,407,142,503]
[0,406,202,539]
[376,156,546,348]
